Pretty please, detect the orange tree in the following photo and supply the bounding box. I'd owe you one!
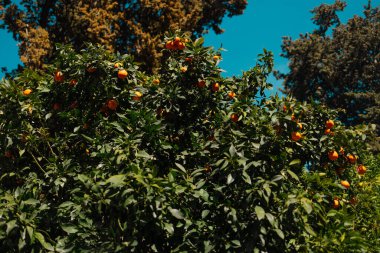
[0,35,378,252]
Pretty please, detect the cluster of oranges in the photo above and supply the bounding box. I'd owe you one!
[165,37,186,50]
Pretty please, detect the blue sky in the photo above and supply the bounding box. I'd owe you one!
[1,0,379,94]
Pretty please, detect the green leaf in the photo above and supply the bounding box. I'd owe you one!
[136,150,153,159]
[169,208,184,220]
[202,210,210,219]
[6,220,17,234]
[227,174,234,185]
[287,169,299,181]
[301,198,313,214]
[255,206,265,221]
[61,225,78,234]
[175,163,187,174]
[274,228,284,239]
[45,113,52,120]
[23,199,39,205]
[106,174,126,187]
[34,232,54,251]
[289,159,301,166]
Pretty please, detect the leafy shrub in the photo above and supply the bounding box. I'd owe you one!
[0,36,377,252]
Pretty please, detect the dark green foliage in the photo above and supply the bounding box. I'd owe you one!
[0,38,377,252]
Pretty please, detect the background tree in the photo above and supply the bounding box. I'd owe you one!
[277,1,380,137]
[0,0,247,72]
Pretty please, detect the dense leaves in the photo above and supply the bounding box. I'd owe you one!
[0,37,378,252]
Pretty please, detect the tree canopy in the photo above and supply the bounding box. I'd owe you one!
[278,1,380,136]
[0,0,247,72]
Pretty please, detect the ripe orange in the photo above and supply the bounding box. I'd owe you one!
[107,99,118,110]
[291,131,302,141]
[118,69,128,79]
[53,103,61,110]
[231,113,239,122]
[197,80,206,88]
[177,42,186,50]
[297,123,303,130]
[228,91,236,99]
[324,128,331,135]
[165,41,174,50]
[339,146,345,155]
[174,37,181,43]
[180,66,187,72]
[291,114,296,121]
[283,105,287,112]
[114,62,123,68]
[326,119,334,129]
[347,154,357,164]
[4,151,12,158]
[133,91,143,101]
[333,198,339,209]
[70,79,78,86]
[212,83,219,92]
[340,180,350,189]
[54,71,64,82]
[23,89,32,96]
[87,67,97,73]
[153,79,160,85]
[357,164,367,175]
[185,57,193,62]
[328,150,339,161]
[213,55,220,61]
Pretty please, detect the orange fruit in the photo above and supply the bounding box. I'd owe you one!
[165,41,174,50]
[333,198,339,209]
[328,151,339,161]
[107,99,118,110]
[213,55,220,61]
[54,71,64,82]
[357,164,367,175]
[4,151,12,158]
[283,105,287,112]
[177,42,186,50]
[118,69,128,79]
[133,91,143,101]
[23,89,32,96]
[197,80,206,88]
[297,123,303,130]
[291,114,296,121]
[70,79,78,86]
[347,154,357,164]
[69,101,78,109]
[231,113,239,122]
[228,91,236,99]
[212,83,220,92]
[339,147,345,155]
[326,119,334,129]
[87,67,97,73]
[324,128,331,135]
[53,103,61,110]
[185,57,193,62]
[340,180,350,189]
[114,62,123,68]
[180,66,187,72]
[291,131,302,141]
[174,37,181,43]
